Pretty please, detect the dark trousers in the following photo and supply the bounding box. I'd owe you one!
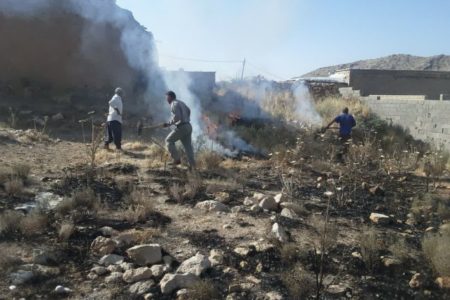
[105,120,122,149]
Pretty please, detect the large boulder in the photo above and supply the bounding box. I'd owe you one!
[160,273,199,295]
[176,253,211,276]
[126,244,162,266]
[122,267,153,283]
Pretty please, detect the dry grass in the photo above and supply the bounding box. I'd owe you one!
[0,210,23,235]
[4,177,24,197]
[280,243,299,264]
[121,188,154,224]
[169,183,183,203]
[388,237,411,263]
[359,226,381,272]
[189,280,220,300]
[123,141,148,151]
[58,221,75,242]
[11,163,31,180]
[0,243,23,271]
[282,264,315,300]
[183,174,202,200]
[422,229,450,276]
[18,211,48,237]
[56,188,100,222]
[197,150,223,170]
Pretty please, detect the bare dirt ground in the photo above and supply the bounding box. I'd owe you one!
[0,126,449,300]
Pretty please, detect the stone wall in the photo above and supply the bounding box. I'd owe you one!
[362,98,450,149]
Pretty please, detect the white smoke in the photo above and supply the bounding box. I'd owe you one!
[292,80,322,125]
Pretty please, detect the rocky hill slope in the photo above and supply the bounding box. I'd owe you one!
[303,54,450,77]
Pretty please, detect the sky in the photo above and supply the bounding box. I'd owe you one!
[117,0,450,81]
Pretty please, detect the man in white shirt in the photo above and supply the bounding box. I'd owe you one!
[104,87,123,150]
[163,91,196,169]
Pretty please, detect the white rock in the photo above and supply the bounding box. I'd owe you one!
[129,280,155,296]
[98,254,124,266]
[150,264,169,277]
[120,262,134,271]
[259,196,278,211]
[195,200,230,212]
[176,252,211,276]
[253,192,266,201]
[54,285,72,294]
[160,273,199,295]
[272,223,288,243]
[90,266,108,275]
[369,213,391,225]
[123,267,153,283]
[209,249,225,267]
[243,197,255,206]
[280,208,298,219]
[126,244,162,266]
[274,193,284,204]
[105,272,123,283]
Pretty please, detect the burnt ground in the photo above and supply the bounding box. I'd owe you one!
[0,127,449,299]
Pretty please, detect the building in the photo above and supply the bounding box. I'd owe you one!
[335,69,450,100]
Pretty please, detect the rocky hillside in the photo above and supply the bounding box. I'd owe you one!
[303,54,450,77]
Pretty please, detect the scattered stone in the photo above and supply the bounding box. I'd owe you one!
[259,196,278,211]
[272,223,289,243]
[160,273,199,295]
[98,254,124,266]
[436,277,450,289]
[105,272,123,283]
[351,252,362,259]
[265,291,284,300]
[369,213,391,225]
[239,261,249,270]
[126,244,162,266]
[234,246,252,256]
[250,204,262,212]
[243,197,255,206]
[54,285,72,294]
[274,193,284,204]
[327,284,350,296]
[280,208,298,219]
[120,262,134,271]
[129,280,155,296]
[91,266,108,276]
[253,192,266,201]
[215,192,231,203]
[151,264,169,278]
[176,252,211,276]
[223,223,232,229]
[35,192,64,210]
[100,226,118,237]
[209,249,225,266]
[195,200,230,212]
[123,267,153,283]
[91,236,117,256]
[107,264,123,273]
[409,273,422,288]
[382,256,402,268]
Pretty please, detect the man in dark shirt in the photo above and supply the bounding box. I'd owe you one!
[324,107,356,140]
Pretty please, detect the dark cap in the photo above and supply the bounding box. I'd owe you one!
[166,91,176,99]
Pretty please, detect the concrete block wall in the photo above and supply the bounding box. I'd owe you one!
[362,98,450,150]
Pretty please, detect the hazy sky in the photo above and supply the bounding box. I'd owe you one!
[117,0,450,80]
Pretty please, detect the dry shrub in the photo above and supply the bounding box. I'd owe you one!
[11,163,31,180]
[58,221,75,242]
[146,144,168,167]
[183,175,202,200]
[122,189,154,224]
[388,237,411,263]
[280,243,299,264]
[0,165,12,184]
[310,215,338,252]
[189,280,220,300]
[56,188,99,222]
[169,183,183,203]
[123,141,147,151]
[19,212,48,237]
[197,151,223,170]
[359,226,381,272]
[422,229,450,276]
[0,210,23,235]
[0,243,22,271]
[282,264,315,299]
[4,177,24,196]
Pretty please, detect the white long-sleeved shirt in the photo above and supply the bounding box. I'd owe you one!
[107,94,123,123]
[169,99,190,126]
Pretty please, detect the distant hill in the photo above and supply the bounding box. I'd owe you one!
[302,54,450,77]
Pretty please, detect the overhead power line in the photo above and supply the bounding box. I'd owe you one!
[159,54,242,64]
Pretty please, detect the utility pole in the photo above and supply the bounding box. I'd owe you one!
[240,58,246,80]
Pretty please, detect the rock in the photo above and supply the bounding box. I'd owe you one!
[107,264,123,273]
[259,196,278,211]
[195,200,230,212]
[99,226,118,237]
[126,244,162,266]
[351,252,362,259]
[91,266,108,276]
[223,223,232,229]
[35,192,64,210]
[280,208,298,219]
[32,249,64,265]
[239,261,249,270]
[176,252,211,276]
[369,185,385,196]
[120,262,134,271]
[123,267,153,283]
[160,273,199,295]
[272,223,289,243]
[231,206,245,213]
[369,213,391,225]
[98,254,124,266]
[215,192,231,203]
[151,264,169,278]
[253,192,266,201]
[243,197,255,206]
[274,193,284,204]
[105,272,123,283]
[144,293,155,300]
[129,280,155,296]
[265,291,284,300]
[114,230,140,247]
[250,204,262,212]
[209,249,225,266]
[54,285,72,294]
[409,273,422,288]
[234,246,253,256]
[9,270,34,285]
[91,236,117,256]
[382,256,402,268]
[436,277,450,289]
